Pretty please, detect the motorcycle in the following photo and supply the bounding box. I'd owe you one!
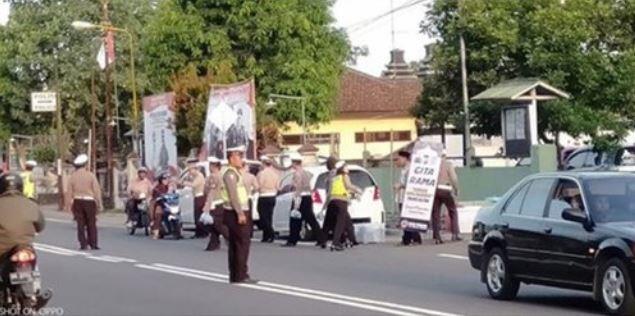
[126,194,150,236]
[0,246,52,315]
[157,193,182,240]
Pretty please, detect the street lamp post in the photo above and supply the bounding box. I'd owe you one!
[266,94,307,144]
[71,21,140,155]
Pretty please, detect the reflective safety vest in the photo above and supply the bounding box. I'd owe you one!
[21,171,35,199]
[330,175,348,200]
[220,167,249,210]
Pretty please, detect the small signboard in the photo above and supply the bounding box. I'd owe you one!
[400,140,444,232]
[31,92,57,112]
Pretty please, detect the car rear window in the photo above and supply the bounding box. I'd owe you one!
[314,170,375,190]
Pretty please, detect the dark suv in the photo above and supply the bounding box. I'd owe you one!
[468,172,635,315]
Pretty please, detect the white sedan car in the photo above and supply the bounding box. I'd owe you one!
[271,165,386,237]
[179,163,386,239]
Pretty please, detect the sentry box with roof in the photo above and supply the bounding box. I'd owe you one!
[472,78,570,158]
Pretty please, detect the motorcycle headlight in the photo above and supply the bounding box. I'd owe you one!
[169,206,180,215]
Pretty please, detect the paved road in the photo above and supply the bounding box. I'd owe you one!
[35,210,605,316]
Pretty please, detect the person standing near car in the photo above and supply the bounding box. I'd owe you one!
[284,153,326,248]
[394,150,422,246]
[182,158,208,239]
[320,156,338,241]
[256,155,279,243]
[330,161,361,251]
[66,154,102,250]
[125,167,152,226]
[431,151,460,244]
[203,156,229,251]
[222,145,257,284]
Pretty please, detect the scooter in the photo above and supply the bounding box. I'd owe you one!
[0,246,52,315]
[157,193,183,240]
[126,194,150,236]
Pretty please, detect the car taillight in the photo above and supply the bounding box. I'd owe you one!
[312,190,323,204]
[11,249,36,263]
[373,186,380,201]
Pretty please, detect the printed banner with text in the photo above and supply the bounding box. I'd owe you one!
[400,140,444,232]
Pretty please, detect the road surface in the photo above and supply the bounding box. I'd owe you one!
[35,210,604,316]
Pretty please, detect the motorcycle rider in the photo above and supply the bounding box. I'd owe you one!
[0,173,45,263]
[126,167,153,226]
[150,173,172,239]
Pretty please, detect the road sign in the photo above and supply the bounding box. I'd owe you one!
[31,92,57,112]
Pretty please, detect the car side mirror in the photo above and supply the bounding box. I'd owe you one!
[562,208,587,223]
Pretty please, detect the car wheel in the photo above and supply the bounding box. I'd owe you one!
[483,247,520,300]
[598,258,635,315]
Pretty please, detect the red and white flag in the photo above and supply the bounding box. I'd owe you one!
[97,31,116,70]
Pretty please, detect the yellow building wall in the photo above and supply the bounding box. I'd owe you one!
[282,116,417,161]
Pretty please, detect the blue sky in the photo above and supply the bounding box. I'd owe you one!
[0,0,432,76]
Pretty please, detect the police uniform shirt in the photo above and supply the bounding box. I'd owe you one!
[185,169,206,197]
[257,166,280,197]
[67,168,102,210]
[242,170,259,197]
[293,168,312,198]
[203,172,223,211]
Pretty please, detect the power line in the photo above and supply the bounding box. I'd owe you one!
[345,0,425,34]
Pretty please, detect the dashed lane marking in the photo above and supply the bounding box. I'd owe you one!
[437,254,469,261]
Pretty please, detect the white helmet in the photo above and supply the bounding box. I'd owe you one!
[74,154,88,166]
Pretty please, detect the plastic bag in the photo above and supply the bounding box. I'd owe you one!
[200,212,214,225]
[290,209,302,219]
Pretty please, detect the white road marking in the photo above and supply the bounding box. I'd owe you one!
[37,243,463,316]
[437,254,469,261]
[150,263,462,316]
[46,218,72,224]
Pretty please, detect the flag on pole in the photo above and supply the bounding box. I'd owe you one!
[96,31,116,70]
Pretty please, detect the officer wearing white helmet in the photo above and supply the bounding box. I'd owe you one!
[202,156,229,251]
[182,157,207,238]
[283,153,326,248]
[256,155,280,243]
[66,154,102,250]
[221,145,257,283]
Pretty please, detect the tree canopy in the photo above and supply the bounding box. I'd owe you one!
[415,0,635,147]
[142,0,349,150]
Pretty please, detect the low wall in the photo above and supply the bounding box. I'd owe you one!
[456,166,532,201]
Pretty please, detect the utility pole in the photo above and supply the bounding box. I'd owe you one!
[459,0,472,167]
[55,65,64,211]
[102,0,114,208]
[91,72,98,172]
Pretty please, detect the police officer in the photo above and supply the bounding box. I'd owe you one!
[66,154,102,250]
[431,152,460,244]
[256,155,279,243]
[182,158,207,238]
[126,167,152,225]
[222,146,257,284]
[0,172,45,258]
[203,156,229,251]
[330,161,361,251]
[283,153,326,248]
[21,160,37,200]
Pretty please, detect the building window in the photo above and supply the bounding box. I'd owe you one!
[355,131,411,143]
[282,133,338,145]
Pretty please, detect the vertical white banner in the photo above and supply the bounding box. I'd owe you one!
[143,93,178,179]
[400,141,444,232]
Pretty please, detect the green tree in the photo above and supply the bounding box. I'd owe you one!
[0,0,154,157]
[142,0,349,149]
[417,0,635,147]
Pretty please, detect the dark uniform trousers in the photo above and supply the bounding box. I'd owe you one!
[431,189,459,240]
[399,203,422,245]
[288,196,325,245]
[257,196,276,242]
[194,196,208,237]
[331,200,356,247]
[206,205,230,250]
[73,199,98,249]
[224,209,252,283]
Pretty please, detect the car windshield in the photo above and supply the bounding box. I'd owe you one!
[583,176,635,223]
